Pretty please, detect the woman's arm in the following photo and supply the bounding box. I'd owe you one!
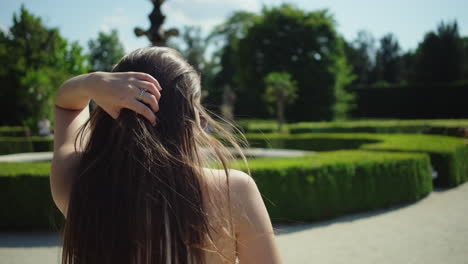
[50,72,162,216]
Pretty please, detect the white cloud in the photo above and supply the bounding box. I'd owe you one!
[163,5,224,33]
[162,0,261,34]
[115,7,125,14]
[98,7,129,33]
[184,0,260,12]
[0,23,8,34]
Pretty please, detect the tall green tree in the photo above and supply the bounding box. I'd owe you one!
[205,11,259,115]
[263,72,298,131]
[236,4,353,121]
[88,29,125,72]
[415,21,464,83]
[180,26,206,73]
[0,5,89,126]
[373,33,402,83]
[344,30,376,85]
[463,37,468,79]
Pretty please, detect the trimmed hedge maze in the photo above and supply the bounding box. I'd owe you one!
[243,151,432,222]
[0,162,62,230]
[288,119,468,134]
[0,136,53,155]
[0,126,466,229]
[246,133,468,187]
[0,150,433,229]
[237,119,468,135]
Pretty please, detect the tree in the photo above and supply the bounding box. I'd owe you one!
[344,30,376,84]
[415,21,464,83]
[400,50,417,82]
[236,4,354,121]
[88,29,125,72]
[463,37,468,79]
[373,33,402,83]
[180,26,206,73]
[263,72,297,131]
[0,5,89,126]
[205,11,259,117]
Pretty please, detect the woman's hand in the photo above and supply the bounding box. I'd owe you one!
[56,72,162,125]
[89,72,162,125]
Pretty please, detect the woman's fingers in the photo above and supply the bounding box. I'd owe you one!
[127,99,156,125]
[137,80,161,100]
[133,72,162,91]
[140,92,159,113]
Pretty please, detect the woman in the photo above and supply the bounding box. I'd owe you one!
[50,47,282,264]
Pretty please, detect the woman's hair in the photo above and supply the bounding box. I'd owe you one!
[62,47,248,264]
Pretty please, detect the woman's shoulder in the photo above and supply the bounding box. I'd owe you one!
[202,168,255,193]
[201,167,260,214]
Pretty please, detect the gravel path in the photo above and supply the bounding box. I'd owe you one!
[1,183,467,264]
[276,183,468,264]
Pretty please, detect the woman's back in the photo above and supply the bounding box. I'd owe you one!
[51,46,281,264]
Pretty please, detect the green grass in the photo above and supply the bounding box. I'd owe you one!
[0,162,51,175]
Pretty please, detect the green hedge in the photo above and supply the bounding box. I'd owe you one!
[0,137,33,154]
[288,119,468,135]
[236,119,278,133]
[0,162,62,230]
[243,151,432,222]
[246,133,380,151]
[31,137,54,152]
[0,126,28,137]
[245,133,468,187]
[0,136,54,155]
[0,150,432,228]
[361,134,468,187]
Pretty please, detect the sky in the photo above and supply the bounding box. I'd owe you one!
[1,0,467,54]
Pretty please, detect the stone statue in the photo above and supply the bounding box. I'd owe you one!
[134,0,179,46]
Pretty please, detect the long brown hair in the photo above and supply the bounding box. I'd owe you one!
[62,47,248,264]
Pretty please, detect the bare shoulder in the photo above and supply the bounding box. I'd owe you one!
[201,168,256,196]
[201,168,260,221]
[201,167,263,222]
[202,168,282,263]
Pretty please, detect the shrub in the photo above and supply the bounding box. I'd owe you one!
[246,133,379,151]
[361,134,468,187]
[288,119,468,135]
[0,162,62,230]
[0,126,28,137]
[0,137,33,154]
[31,136,54,152]
[240,151,432,222]
[236,119,279,133]
[245,133,468,187]
[0,150,432,228]
[0,136,54,155]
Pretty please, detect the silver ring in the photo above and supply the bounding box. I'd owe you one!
[138,88,147,100]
